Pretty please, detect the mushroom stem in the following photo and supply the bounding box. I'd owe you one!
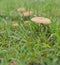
[39,23,45,32]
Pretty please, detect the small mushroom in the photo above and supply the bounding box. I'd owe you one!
[24,21,30,27]
[31,17,51,24]
[23,11,33,17]
[0,31,5,34]
[12,23,19,28]
[22,11,33,20]
[8,59,17,65]
[17,7,26,13]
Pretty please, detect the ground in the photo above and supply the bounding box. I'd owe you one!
[0,0,60,65]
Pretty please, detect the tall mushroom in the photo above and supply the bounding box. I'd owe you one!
[31,16,51,31]
[31,16,51,39]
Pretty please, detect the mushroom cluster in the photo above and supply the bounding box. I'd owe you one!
[11,7,52,44]
[17,7,51,24]
[17,7,51,31]
[17,7,33,20]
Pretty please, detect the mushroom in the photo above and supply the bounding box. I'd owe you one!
[17,7,25,13]
[8,59,17,65]
[12,23,19,28]
[22,11,33,20]
[31,16,51,37]
[23,11,33,17]
[0,31,5,34]
[31,17,51,24]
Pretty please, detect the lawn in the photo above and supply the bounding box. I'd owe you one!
[0,0,60,65]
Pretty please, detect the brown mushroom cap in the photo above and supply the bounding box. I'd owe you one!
[23,11,33,17]
[31,17,51,24]
[0,31,5,34]
[17,7,25,12]
[12,23,19,28]
[8,59,17,65]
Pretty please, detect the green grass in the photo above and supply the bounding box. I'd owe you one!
[0,0,60,65]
